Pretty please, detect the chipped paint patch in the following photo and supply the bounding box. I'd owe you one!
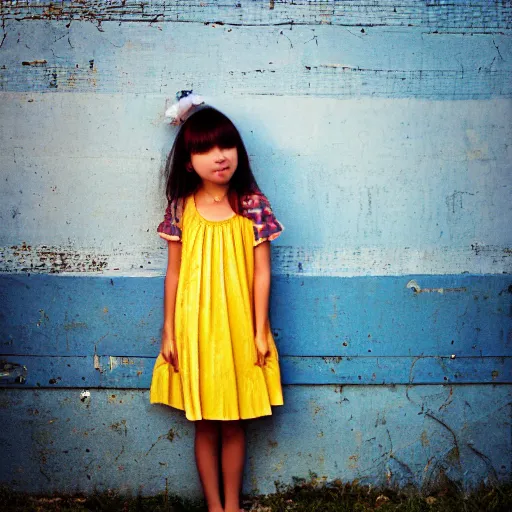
[406,280,467,294]
[1,244,108,273]
[271,246,512,278]
[36,309,49,327]
[79,390,90,406]
[109,357,135,371]
[93,354,102,373]
[22,60,47,66]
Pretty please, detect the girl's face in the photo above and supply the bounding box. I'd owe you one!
[189,146,238,186]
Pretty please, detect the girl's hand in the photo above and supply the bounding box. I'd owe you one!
[161,330,179,372]
[254,332,269,367]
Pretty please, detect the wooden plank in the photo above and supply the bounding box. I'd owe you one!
[1,1,510,31]
[0,22,510,97]
[1,274,510,357]
[0,94,511,263]
[281,355,512,385]
[0,384,510,495]
[1,354,510,388]
[0,355,99,387]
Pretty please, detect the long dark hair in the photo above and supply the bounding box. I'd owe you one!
[164,107,260,210]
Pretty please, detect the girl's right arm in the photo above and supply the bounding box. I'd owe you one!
[160,240,182,372]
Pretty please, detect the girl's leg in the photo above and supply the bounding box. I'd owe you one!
[195,420,223,512]
[221,420,246,512]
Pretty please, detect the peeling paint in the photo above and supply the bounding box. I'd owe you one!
[79,389,90,403]
[406,280,467,294]
[0,1,509,32]
[1,244,108,273]
[36,309,49,327]
[109,357,135,371]
[93,354,102,373]
[322,356,342,364]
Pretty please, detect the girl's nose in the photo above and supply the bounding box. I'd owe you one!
[213,149,226,162]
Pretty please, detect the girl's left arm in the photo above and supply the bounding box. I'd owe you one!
[253,241,271,365]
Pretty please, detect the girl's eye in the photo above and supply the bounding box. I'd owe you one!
[190,149,211,156]
[190,146,235,157]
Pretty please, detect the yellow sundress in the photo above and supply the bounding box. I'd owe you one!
[149,192,284,421]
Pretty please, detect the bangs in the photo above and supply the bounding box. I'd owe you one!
[182,108,241,154]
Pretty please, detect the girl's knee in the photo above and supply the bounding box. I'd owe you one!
[195,419,221,435]
[221,420,244,438]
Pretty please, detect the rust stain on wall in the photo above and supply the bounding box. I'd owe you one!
[22,59,47,66]
[348,453,359,469]
[110,419,127,436]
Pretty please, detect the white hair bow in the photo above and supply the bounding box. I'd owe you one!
[164,90,205,125]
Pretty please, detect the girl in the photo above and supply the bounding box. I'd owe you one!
[150,106,284,512]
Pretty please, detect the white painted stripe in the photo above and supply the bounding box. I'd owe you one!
[1,94,510,276]
[1,245,509,277]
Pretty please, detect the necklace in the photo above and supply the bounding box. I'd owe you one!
[203,188,228,203]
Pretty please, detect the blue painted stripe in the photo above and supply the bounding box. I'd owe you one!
[1,275,510,358]
[1,354,510,388]
[1,385,510,495]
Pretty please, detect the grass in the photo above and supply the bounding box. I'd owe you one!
[1,476,511,512]
[251,475,512,512]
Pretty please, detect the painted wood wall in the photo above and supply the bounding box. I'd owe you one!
[1,0,511,497]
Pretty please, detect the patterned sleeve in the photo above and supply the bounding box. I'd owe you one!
[240,192,284,246]
[157,198,184,242]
